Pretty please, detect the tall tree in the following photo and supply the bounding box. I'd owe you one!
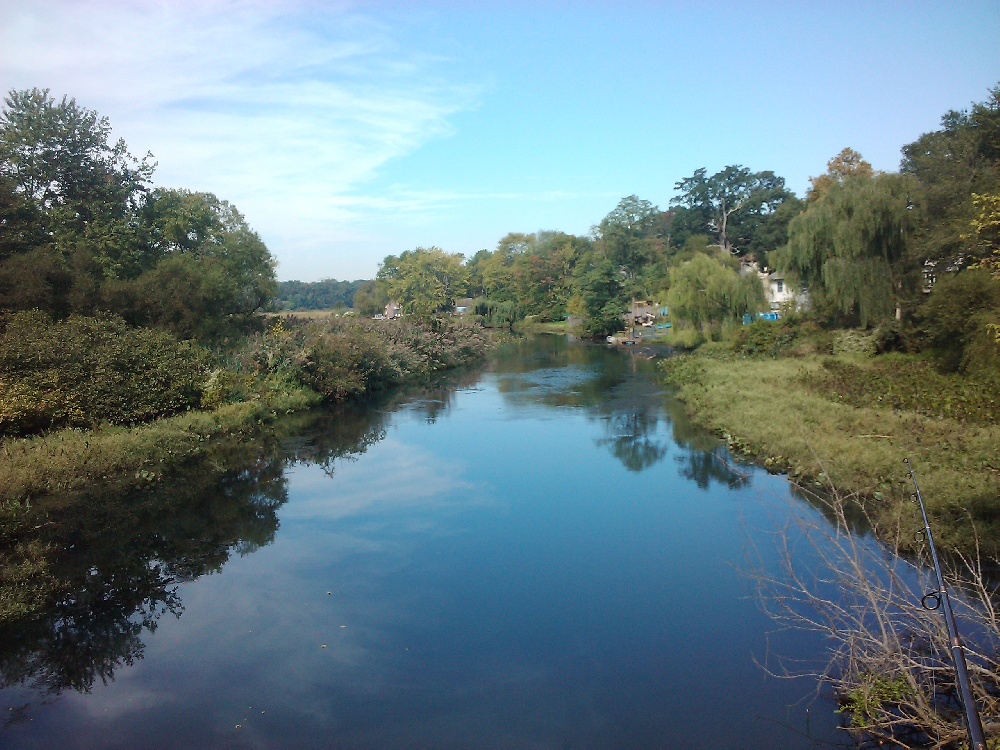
[777,173,913,327]
[670,166,793,255]
[568,251,626,336]
[595,195,661,279]
[0,88,154,243]
[807,148,875,203]
[901,84,1000,270]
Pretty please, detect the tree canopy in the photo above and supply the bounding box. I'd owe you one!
[670,166,795,256]
[0,88,277,342]
[377,247,469,316]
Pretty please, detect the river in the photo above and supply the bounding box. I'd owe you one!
[0,335,854,749]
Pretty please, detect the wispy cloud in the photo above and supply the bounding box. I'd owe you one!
[0,0,481,277]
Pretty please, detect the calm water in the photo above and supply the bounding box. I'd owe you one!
[1,336,854,749]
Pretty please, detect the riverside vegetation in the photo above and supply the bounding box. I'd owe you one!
[3,81,1000,746]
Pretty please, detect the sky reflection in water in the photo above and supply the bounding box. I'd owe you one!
[1,336,852,749]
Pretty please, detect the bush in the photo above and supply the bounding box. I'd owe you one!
[832,329,878,357]
[0,311,209,435]
[919,268,1000,373]
[804,355,999,425]
[228,316,489,403]
[732,320,799,358]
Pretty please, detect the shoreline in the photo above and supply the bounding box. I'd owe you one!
[659,352,1000,553]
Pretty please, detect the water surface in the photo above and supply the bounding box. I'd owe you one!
[1,336,852,748]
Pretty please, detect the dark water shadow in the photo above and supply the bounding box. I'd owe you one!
[0,366,486,703]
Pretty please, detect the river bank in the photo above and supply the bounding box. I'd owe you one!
[660,348,1000,552]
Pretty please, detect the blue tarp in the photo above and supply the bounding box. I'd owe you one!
[742,312,781,325]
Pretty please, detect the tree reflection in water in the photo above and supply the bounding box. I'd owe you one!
[0,402,403,701]
[495,337,750,488]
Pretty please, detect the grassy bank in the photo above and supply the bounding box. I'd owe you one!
[661,350,1000,552]
[0,315,490,504]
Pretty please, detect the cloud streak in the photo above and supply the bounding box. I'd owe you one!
[0,0,481,277]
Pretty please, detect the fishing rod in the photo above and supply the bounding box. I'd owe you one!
[905,458,987,750]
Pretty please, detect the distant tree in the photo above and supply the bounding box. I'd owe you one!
[666,253,763,328]
[568,251,626,336]
[276,278,368,311]
[671,166,794,255]
[377,247,469,316]
[595,195,661,279]
[352,280,388,316]
[807,148,875,203]
[901,83,1000,270]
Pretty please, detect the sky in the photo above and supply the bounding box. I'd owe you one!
[1,1,998,282]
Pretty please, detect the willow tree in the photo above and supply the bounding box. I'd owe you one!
[778,173,913,327]
[666,253,763,329]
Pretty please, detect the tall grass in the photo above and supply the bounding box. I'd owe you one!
[661,351,1000,552]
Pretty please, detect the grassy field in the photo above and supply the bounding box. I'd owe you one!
[661,351,1000,552]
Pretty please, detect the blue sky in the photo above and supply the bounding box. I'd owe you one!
[1,1,997,281]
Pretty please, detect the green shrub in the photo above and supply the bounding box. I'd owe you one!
[804,355,999,424]
[919,268,1000,373]
[832,329,878,357]
[228,316,488,403]
[0,311,209,435]
[732,320,799,358]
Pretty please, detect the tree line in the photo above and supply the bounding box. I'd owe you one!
[355,84,999,375]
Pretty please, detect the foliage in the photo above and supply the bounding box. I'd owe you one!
[666,253,764,327]
[804,356,999,425]
[0,90,277,343]
[0,88,154,245]
[732,319,800,358]
[901,84,1000,270]
[352,280,389,316]
[778,173,913,327]
[965,191,1000,276]
[377,247,469,316]
[670,165,795,255]
[276,278,369,311]
[0,311,209,435]
[918,268,1000,374]
[568,252,626,336]
[806,147,875,203]
[595,195,662,279]
[229,316,489,402]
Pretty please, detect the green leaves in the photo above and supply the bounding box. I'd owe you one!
[780,173,912,327]
[0,311,209,436]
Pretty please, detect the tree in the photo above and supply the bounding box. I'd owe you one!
[568,252,626,336]
[377,247,469,316]
[807,148,875,203]
[666,253,763,328]
[0,88,154,244]
[965,192,1000,276]
[595,195,661,279]
[108,190,277,341]
[901,84,1000,270]
[0,175,45,261]
[778,173,913,327]
[671,166,794,255]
